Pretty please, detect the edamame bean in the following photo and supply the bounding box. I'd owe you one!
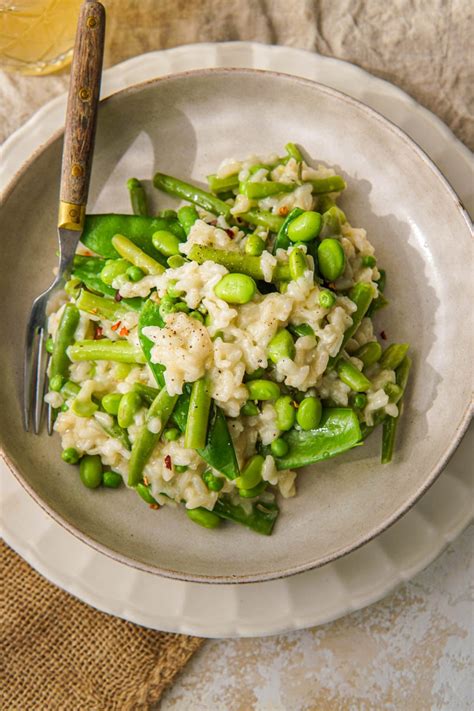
[126,265,145,282]
[317,239,346,281]
[136,482,158,505]
[337,359,371,392]
[202,470,224,492]
[152,229,181,257]
[362,255,376,268]
[267,329,295,363]
[289,247,307,279]
[271,437,289,457]
[186,507,221,529]
[238,481,267,498]
[296,396,322,430]
[354,341,382,367]
[103,471,123,488]
[274,395,296,431]
[214,273,256,304]
[100,258,130,286]
[102,393,123,416]
[246,379,281,401]
[167,255,186,269]
[318,289,336,309]
[117,391,142,428]
[241,401,259,417]
[49,374,64,392]
[61,447,80,464]
[379,343,410,370]
[79,455,103,489]
[245,234,265,256]
[235,454,264,490]
[189,311,204,323]
[287,211,322,242]
[163,427,180,441]
[72,398,98,418]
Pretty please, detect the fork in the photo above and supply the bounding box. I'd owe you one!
[23,0,105,434]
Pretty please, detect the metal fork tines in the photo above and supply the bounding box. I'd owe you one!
[24,289,54,434]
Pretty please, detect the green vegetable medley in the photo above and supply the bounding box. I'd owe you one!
[46,142,411,535]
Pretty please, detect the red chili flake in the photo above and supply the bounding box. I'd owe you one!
[380,330,387,340]
[164,454,172,469]
[119,326,129,337]
[225,228,235,238]
[111,321,121,331]
[278,206,290,217]
[94,325,104,340]
[149,503,160,510]
[143,476,150,486]
[83,250,93,257]
[114,291,123,302]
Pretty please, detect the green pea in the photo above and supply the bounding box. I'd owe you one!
[238,481,267,498]
[245,234,265,256]
[287,211,322,242]
[353,393,367,409]
[289,323,314,338]
[246,379,281,401]
[136,482,158,505]
[318,289,336,309]
[384,382,403,403]
[270,437,289,457]
[152,229,181,257]
[61,447,80,464]
[268,329,295,363]
[167,281,183,299]
[61,403,69,412]
[103,471,123,488]
[186,507,221,529]
[235,454,264,490]
[362,255,376,268]
[317,239,346,281]
[45,337,54,354]
[296,396,322,430]
[202,470,224,492]
[163,427,180,441]
[101,392,123,416]
[354,341,383,367]
[175,465,188,473]
[274,395,296,431]
[49,374,64,392]
[126,265,145,282]
[214,273,256,304]
[379,343,410,371]
[167,254,187,269]
[241,401,259,417]
[244,367,266,382]
[117,391,142,428]
[100,258,130,286]
[72,398,98,418]
[189,311,204,323]
[159,294,177,320]
[289,247,307,279]
[79,455,103,489]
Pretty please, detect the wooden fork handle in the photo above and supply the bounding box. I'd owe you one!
[58,0,105,230]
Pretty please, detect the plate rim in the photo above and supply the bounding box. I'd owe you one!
[1,65,472,584]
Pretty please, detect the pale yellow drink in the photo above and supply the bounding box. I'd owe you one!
[0,0,82,75]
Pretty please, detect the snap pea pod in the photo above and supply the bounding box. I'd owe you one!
[212,496,279,536]
[127,178,148,216]
[379,343,410,371]
[207,174,239,194]
[319,205,346,237]
[111,234,164,276]
[197,404,240,480]
[184,378,211,450]
[128,387,179,486]
[238,209,284,233]
[132,382,159,405]
[309,176,346,194]
[153,172,232,218]
[81,214,176,262]
[381,356,412,464]
[50,303,80,381]
[68,340,146,364]
[272,207,304,253]
[94,411,131,451]
[367,269,388,317]
[188,244,291,283]
[328,282,375,367]
[76,289,129,321]
[72,256,144,311]
[240,181,296,200]
[137,300,165,388]
[266,408,361,470]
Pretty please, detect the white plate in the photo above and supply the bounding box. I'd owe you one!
[1,43,472,637]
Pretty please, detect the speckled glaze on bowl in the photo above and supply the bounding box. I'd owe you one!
[0,69,472,584]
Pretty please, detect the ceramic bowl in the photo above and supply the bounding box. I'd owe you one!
[1,69,471,583]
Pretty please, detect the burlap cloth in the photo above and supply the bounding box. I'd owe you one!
[2,1,472,709]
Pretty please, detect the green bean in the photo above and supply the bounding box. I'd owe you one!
[337,359,371,392]
[188,244,290,283]
[377,269,387,293]
[60,380,80,400]
[61,447,80,464]
[396,355,412,391]
[207,173,239,194]
[184,378,211,450]
[132,382,159,404]
[385,383,403,404]
[267,329,295,363]
[288,323,314,338]
[235,454,264,490]
[100,258,130,285]
[101,393,123,416]
[49,374,64,392]
[111,234,164,275]
[382,353,411,465]
[115,363,133,380]
[94,412,131,451]
[309,175,346,194]
[214,273,256,304]
[202,469,224,492]
[64,276,81,298]
[289,247,307,279]
[328,282,375,366]
[152,229,181,257]
[153,172,232,218]
[317,238,346,281]
[353,393,367,409]
[79,455,103,489]
[239,209,284,233]
[117,391,142,428]
[319,206,346,237]
[186,507,221,529]
[68,340,146,364]
[354,341,382,367]
[135,482,159,505]
[246,379,280,401]
[274,395,297,431]
[245,234,265,256]
[50,303,80,381]
[213,495,278,535]
[177,205,199,235]
[362,255,376,268]
[76,289,128,321]
[271,437,289,457]
[379,343,410,371]
[285,142,303,161]
[318,289,336,309]
[126,265,145,282]
[128,387,179,486]
[45,337,54,354]
[103,471,123,488]
[241,401,259,417]
[240,181,296,199]
[238,481,268,498]
[296,396,322,430]
[287,211,322,242]
[163,427,180,442]
[127,177,148,216]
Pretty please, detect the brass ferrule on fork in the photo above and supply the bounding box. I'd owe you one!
[58,200,86,230]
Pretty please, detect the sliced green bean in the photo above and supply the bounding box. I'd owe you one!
[240,181,296,200]
[354,341,382,367]
[186,507,221,529]
[136,482,159,505]
[76,289,129,321]
[68,340,146,364]
[379,343,410,371]
[188,244,290,283]
[337,359,371,392]
[184,378,211,450]
[127,177,148,216]
[207,173,239,194]
[50,303,80,381]
[239,209,284,233]
[111,234,164,275]
[153,172,231,218]
[285,142,303,161]
[309,175,346,194]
